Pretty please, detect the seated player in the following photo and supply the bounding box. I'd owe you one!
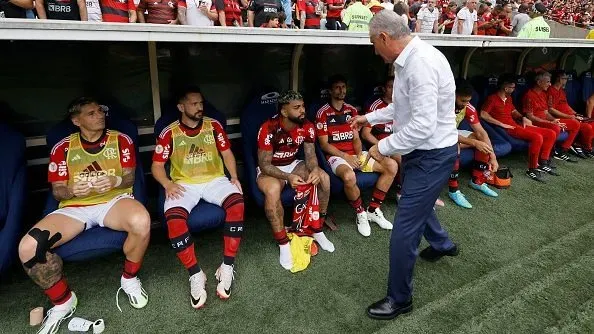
[257,90,335,270]
[522,71,579,162]
[361,77,446,207]
[548,70,594,158]
[18,97,151,334]
[316,74,397,237]
[448,80,499,209]
[151,87,244,308]
[480,75,557,182]
[587,93,594,119]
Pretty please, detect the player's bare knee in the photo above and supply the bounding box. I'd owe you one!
[382,158,398,176]
[18,235,37,262]
[126,210,151,237]
[343,170,357,186]
[263,182,282,198]
[319,171,330,190]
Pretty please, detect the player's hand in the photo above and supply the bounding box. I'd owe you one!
[165,181,185,200]
[522,117,532,128]
[474,140,494,154]
[501,123,515,129]
[348,115,369,131]
[345,155,361,170]
[287,174,307,189]
[167,19,177,24]
[489,156,499,173]
[230,177,243,194]
[71,181,92,197]
[92,176,114,194]
[306,167,322,185]
[364,145,384,168]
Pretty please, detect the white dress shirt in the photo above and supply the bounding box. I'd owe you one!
[365,36,458,156]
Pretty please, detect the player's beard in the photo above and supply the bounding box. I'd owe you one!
[186,111,203,122]
[288,115,305,125]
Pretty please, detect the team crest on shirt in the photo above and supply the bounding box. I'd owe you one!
[103,148,118,160]
[155,144,164,154]
[48,162,58,173]
[204,134,215,145]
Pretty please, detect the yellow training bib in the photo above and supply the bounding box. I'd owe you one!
[59,130,132,208]
[169,118,225,184]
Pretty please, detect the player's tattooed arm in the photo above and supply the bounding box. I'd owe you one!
[116,167,135,189]
[258,149,290,181]
[51,181,74,201]
[303,142,319,172]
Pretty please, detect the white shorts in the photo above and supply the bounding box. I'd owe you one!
[328,151,375,174]
[256,159,303,180]
[49,194,133,230]
[458,130,473,138]
[164,177,242,213]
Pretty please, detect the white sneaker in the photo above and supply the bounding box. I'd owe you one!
[116,276,148,312]
[313,232,335,252]
[367,208,393,230]
[37,292,77,334]
[356,211,371,237]
[215,263,235,300]
[189,271,207,309]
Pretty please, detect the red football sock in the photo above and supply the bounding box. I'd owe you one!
[165,207,200,275]
[471,151,491,185]
[122,259,142,279]
[222,193,244,265]
[273,229,289,245]
[367,188,387,212]
[448,156,460,192]
[44,277,72,306]
[349,197,365,214]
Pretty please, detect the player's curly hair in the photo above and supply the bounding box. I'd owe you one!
[278,90,303,107]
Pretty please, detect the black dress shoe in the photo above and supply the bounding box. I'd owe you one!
[419,244,459,262]
[367,297,413,320]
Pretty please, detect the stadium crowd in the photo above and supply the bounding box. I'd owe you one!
[2,0,593,37]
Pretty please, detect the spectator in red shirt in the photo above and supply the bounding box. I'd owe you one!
[480,75,557,182]
[497,3,512,36]
[439,2,457,34]
[100,0,136,22]
[298,0,322,29]
[547,70,594,157]
[138,0,180,24]
[523,72,581,162]
[215,0,243,26]
[325,0,345,29]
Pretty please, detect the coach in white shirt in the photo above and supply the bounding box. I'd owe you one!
[350,9,459,320]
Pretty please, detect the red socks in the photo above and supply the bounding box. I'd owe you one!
[273,230,289,245]
[165,207,200,275]
[471,151,491,185]
[367,188,386,213]
[448,156,460,192]
[44,277,72,306]
[222,193,244,265]
[349,197,365,214]
[122,259,142,279]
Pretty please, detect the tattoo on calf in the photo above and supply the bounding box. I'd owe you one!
[25,252,64,290]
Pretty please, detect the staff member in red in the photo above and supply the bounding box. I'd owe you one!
[152,87,244,308]
[316,74,397,237]
[325,0,344,29]
[298,0,322,29]
[481,75,557,182]
[523,71,580,162]
[548,70,594,158]
[18,97,151,334]
[100,0,136,22]
[257,90,334,270]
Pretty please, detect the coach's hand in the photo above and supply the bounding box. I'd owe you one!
[165,181,186,200]
[71,181,92,197]
[474,140,494,154]
[364,145,385,168]
[348,115,369,131]
[306,167,324,185]
[288,174,307,189]
[230,177,243,194]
